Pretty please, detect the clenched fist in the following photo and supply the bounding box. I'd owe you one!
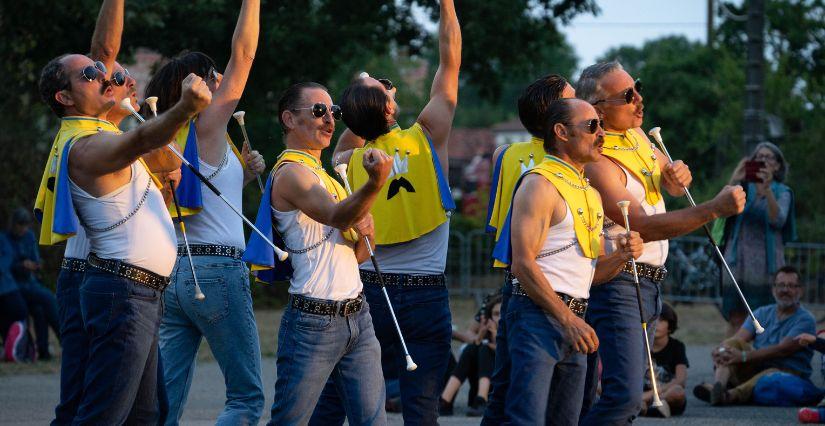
[179,73,212,116]
[353,213,375,239]
[362,148,393,187]
[712,185,747,218]
[242,142,265,177]
[662,160,692,190]
[616,230,644,261]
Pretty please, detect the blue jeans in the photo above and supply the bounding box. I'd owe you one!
[159,255,264,425]
[481,276,512,425]
[311,284,452,426]
[72,266,165,425]
[18,281,60,358]
[52,266,87,425]
[505,294,587,426]
[580,273,661,426]
[268,299,386,425]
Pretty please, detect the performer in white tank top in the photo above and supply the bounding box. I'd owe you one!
[532,206,597,300]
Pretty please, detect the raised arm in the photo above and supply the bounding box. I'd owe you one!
[585,156,746,242]
[274,149,392,230]
[196,0,259,146]
[89,0,124,77]
[417,0,461,156]
[70,74,211,178]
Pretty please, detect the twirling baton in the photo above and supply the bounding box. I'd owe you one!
[648,127,764,334]
[334,163,418,372]
[120,98,288,262]
[232,111,264,193]
[145,97,205,301]
[618,200,666,412]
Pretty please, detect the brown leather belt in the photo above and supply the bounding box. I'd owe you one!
[290,293,364,317]
[511,281,588,318]
[622,261,668,283]
[87,253,170,291]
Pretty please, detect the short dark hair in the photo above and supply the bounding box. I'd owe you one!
[775,265,800,281]
[483,294,503,320]
[518,74,569,138]
[542,99,577,154]
[659,302,678,334]
[144,51,217,115]
[39,54,71,117]
[339,81,390,140]
[277,82,328,134]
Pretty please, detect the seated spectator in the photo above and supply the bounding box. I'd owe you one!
[440,293,502,416]
[794,330,825,423]
[694,266,815,405]
[7,207,59,360]
[641,302,688,417]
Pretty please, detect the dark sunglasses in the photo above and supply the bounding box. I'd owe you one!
[110,68,131,86]
[80,61,108,83]
[593,79,642,106]
[292,103,342,120]
[568,118,604,134]
[378,78,394,91]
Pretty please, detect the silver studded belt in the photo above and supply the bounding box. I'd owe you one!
[622,261,668,283]
[290,293,364,317]
[87,253,170,291]
[360,270,446,287]
[61,257,87,272]
[177,244,244,260]
[511,281,588,318]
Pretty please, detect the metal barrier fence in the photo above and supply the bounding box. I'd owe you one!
[446,230,825,308]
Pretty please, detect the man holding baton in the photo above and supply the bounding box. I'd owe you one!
[577,61,746,424]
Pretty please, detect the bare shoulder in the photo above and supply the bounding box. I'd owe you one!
[492,143,510,165]
[517,173,560,207]
[585,155,624,188]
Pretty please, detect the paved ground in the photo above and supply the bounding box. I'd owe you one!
[0,344,815,425]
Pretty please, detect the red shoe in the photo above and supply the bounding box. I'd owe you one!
[799,407,824,423]
[4,321,24,362]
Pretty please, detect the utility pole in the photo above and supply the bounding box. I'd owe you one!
[707,0,714,48]
[743,0,765,153]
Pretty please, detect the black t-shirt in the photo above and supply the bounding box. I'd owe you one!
[646,338,689,389]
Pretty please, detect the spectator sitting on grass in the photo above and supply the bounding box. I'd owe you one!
[440,293,502,417]
[693,265,815,406]
[794,330,825,423]
[641,302,688,417]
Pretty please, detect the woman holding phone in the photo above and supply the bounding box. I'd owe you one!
[716,142,797,335]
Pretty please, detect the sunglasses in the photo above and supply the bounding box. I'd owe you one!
[110,68,131,86]
[378,78,394,91]
[80,61,108,83]
[593,79,642,106]
[568,118,604,134]
[292,103,342,120]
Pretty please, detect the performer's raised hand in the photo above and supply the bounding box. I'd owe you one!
[662,159,692,190]
[179,73,212,116]
[362,148,393,187]
[616,230,644,261]
[711,185,747,217]
[563,315,599,354]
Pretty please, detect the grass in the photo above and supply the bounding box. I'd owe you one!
[4,298,825,375]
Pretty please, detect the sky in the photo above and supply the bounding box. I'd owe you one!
[562,0,712,73]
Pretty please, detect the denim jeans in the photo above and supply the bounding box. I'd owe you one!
[481,276,512,425]
[72,266,164,425]
[311,284,452,426]
[52,266,88,425]
[159,255,264,426]
[18,281,59,358]
[505,294,587,426]
[579,273,661,426]
[267,299,386,425]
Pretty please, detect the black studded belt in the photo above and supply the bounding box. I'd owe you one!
[511,281,588,318]
[177,244,244,260]
[360,270,446,287]
[87,253,170,291]
[61,257,86,272]
[290,293,364,317]
[622,261,668,283]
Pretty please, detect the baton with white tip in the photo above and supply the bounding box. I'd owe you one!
[617,200,665,411]
[232,111,264,193]
[648,127,763,334]
[333,163,418,372]
[120,98,288,262]
[144,96,205,301]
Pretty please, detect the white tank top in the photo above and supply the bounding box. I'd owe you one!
[70,162,177,276]
[360,221,449,275]
[178,146,245,248]
[63,226,91,260]
[533,205,597,299]
[272,172,362,301]
[614,164,668,266]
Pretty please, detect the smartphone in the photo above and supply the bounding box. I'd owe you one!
[744,160,765,183]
